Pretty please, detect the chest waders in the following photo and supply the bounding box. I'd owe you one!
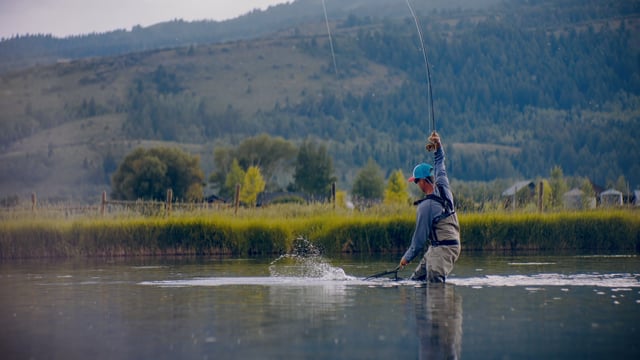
[410,187,460,282]
[415,186,460,248]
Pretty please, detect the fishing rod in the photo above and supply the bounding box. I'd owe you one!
[406,0,438,151]
[363,265,402,281]
[322,0,339,77]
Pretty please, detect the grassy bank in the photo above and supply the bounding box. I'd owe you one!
[1,206,639,258]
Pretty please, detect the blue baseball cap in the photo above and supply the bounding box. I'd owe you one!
[408,163,433,183]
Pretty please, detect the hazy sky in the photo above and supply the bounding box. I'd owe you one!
[0,0,292,39]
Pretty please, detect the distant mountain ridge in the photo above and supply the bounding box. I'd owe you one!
[0,0,639,202]
[0,0,501,73]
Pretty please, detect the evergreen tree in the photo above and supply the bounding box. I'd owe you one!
[293,140,336,199]
[539,179,554,211]
[549,166,568,208]
[102,151,118,183]
[352,158,385,201]
[580,177,595,209]
[613,175,628,193]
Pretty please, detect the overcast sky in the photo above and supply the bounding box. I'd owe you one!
[0,0,292,39]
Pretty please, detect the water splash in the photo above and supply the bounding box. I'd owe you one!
[269,237,353,280]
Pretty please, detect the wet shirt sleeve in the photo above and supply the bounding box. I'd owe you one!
[434,147,454,208]
[402,200,433,262]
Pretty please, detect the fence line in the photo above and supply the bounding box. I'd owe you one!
[2,182,340,217]
[0,190,223,218]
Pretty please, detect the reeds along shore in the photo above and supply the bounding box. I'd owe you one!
[0,207,639,258]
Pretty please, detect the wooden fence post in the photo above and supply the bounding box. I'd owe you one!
[332,182,336,209]
[166,189,173,216]
[101,191,107,216]
[538,181,544,213]
[234,183,241,215]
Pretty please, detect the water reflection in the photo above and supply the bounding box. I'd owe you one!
[415,284,463,359]
[2,255,638,359]
[267,283,351,324]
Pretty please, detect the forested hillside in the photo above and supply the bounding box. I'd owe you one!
[0,0,501,73]
[0,0,639,202]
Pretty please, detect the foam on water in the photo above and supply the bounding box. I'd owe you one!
[140,272,640,288]
[507,262,556,266]
[575,254,637,258]
[141,237,362,288]
[139,238,640,289]
[139,276,370,288]
[448,273,640,288]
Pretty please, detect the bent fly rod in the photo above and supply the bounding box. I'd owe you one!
[363,265,401,281]
[406,0,438,151]
[322,0,339,77]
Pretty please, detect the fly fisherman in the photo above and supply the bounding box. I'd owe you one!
[399,131,460,282]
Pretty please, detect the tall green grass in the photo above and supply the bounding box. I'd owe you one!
[0,205,638,258]
[462,210,640,251]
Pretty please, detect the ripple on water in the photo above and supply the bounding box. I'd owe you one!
[447,273,640,288]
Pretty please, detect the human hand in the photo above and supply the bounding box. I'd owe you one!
[399,257,409,269]
[426,131,441,152]
[428,131,441,148]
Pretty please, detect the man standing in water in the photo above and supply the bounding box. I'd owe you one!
[399,131,460,282]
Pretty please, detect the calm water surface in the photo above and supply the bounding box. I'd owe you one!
[1,252,638,359]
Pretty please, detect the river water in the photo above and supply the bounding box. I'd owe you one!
[1,252,638,359]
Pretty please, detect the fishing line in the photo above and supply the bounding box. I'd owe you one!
[406,0,436,135]
[322,0,339,77]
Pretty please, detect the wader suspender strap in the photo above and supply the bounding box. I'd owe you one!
[425,185,456,246]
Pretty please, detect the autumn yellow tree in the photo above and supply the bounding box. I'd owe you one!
[383,169,409,205]
[240,165,266,206]
[335,190,350,209]
[224,159,245,200]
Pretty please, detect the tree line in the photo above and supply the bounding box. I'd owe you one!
[2,0,639,195]
[111,135,416,207]
[120,9,640,187]
[111,137,623,214]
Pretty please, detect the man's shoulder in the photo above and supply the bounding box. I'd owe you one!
[414,195,444,208]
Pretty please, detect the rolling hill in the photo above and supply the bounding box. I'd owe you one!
[0,0,639,203]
